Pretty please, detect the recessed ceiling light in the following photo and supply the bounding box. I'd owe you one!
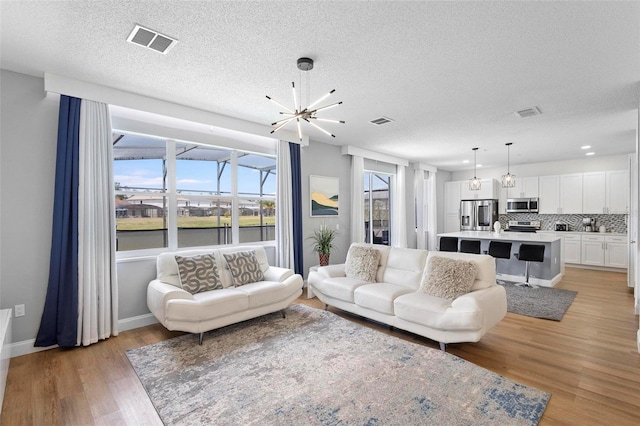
[581,145,591,150]
[477,164,483,168]
[586,152,595,156]
[462,160,469,164]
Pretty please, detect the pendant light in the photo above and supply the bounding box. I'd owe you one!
[469,147,481,190]
[501,142,516,188]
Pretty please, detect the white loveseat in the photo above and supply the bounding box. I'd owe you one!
[308,243,507,350]
[147,245,303,344]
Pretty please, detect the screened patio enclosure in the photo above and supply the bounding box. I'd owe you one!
[113,132,276,251]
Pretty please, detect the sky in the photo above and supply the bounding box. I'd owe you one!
[114,159,276,196]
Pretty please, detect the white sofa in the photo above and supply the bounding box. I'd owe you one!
[308,243,507,350]
[147,245,303,344]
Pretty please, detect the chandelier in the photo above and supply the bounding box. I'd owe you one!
[469,147,482,190]
[266,57,344,141]
[501,142,516,188]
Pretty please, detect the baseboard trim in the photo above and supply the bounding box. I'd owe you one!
[118,313,158,332]
[7,314,159,359]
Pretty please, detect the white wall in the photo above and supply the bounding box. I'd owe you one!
[0,70,59,344]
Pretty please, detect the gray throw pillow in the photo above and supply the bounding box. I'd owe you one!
[175,254,223,294]
[223,250,265,286]
[420,256,478,300]
[345,246,381,282]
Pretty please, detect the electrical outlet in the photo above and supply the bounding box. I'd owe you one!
[14,304,25,317]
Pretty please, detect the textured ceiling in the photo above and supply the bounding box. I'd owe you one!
[1,1,638,171]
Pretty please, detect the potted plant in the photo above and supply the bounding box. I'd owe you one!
[308,224,338,266]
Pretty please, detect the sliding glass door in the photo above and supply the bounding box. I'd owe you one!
[364,171,391,245]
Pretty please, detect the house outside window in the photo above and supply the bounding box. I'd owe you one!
[113,133,276,254]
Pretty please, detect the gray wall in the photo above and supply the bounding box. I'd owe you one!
[0,70,59,343]
[300,141,351,277]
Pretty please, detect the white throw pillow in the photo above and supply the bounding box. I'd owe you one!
[345,246,381,282]
[420,256,478,300]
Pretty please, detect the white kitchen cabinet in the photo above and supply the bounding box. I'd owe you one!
[506,176,539,198]
[538,174,582,214]
[444,181,461,233]
[444,213,460,233]
[562,234,581,264]
[581,234,605,266]
[460,178,499,200]
[604,235,628,268]
[582,170,628,214]
[580,234,628,268]
[605,170,628,214]
[498,185,508,214]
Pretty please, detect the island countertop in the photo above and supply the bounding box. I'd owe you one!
[437,231,561,243]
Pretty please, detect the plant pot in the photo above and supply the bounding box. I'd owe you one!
[318,253,330,266]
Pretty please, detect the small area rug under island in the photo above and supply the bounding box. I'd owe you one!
[126,305,549,425]
[499,282,578,321]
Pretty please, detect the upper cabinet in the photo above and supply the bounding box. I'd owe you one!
[459,178,499,200]
[506,176,539,198]
[582,170,629,214]
[538,174,582,214]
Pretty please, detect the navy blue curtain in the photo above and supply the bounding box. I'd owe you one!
[35,95,81,348]
[289,142,304,275]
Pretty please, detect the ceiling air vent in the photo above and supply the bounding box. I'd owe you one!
[369,116,394,126]
[127,24,178,54]
[515,106,542,118]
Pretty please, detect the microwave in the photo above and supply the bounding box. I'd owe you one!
[506,198,539,213]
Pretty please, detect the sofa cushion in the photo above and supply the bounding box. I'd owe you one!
[223,250,265,286]
[166,288,249,322]
[354,283,414,315]
[345,245,381,282]
[394,292,483,331]
[235,279,302,309]
[382,247,428,289]
[313,276,369,303]
[420,256,477,300]
[424,252,495,291]
[174,254,223,294]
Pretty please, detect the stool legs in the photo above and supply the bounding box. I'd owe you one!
[515,260,539,289]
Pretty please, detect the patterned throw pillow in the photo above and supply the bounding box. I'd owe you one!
[175,254,223,294]
[223,250,265,287]
[345,246,381,282]
[419,256,478,300]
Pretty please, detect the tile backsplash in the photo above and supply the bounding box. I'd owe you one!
[499,213,627,233]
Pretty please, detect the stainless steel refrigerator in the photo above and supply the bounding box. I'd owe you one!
[460,199,498,231]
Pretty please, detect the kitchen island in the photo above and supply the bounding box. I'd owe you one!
[437,231,563,287]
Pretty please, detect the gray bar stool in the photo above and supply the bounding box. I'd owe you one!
[439,237,458,252]
[514,244,545,288]
[488,241,512,284]
[460,239,481,254]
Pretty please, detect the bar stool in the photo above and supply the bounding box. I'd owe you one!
[439,236,458,252]
[514,244,545,288]
[459,240,481,254]
[488,241,512,284]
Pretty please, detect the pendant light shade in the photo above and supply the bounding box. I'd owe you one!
[501,142,516,188]
[469,147,481,191]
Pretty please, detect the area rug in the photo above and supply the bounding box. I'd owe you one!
[499,282,577,321]
[126,305,550,425]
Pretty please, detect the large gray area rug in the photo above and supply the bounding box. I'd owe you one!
[499,282,577,321]
[127,305,549,425]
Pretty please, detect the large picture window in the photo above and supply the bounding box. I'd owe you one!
[113,133,276,254]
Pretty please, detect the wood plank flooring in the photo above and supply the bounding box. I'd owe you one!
[2,267,639,425]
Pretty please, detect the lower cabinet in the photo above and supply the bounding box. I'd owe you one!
[563,234,582,264]
[580,234,628,268]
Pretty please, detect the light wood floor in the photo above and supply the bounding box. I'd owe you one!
[2,267,639,425]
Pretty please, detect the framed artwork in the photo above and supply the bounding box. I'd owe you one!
[310,175,339,217]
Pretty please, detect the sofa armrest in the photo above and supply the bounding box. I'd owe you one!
[263,266,294,282]
[450,285,507,326]
[317,264,346,278]
[147,279,193,324]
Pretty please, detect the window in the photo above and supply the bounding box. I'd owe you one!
[364,171,391,245]
[114,133,276,253]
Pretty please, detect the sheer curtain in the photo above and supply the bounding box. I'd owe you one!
[414,168,427,249]
[276,140,295,269]
[426,170,438,250]
[391,165,407,247]
[78,100,118,346]
[350,155,365,243]
[414,164,438,251]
